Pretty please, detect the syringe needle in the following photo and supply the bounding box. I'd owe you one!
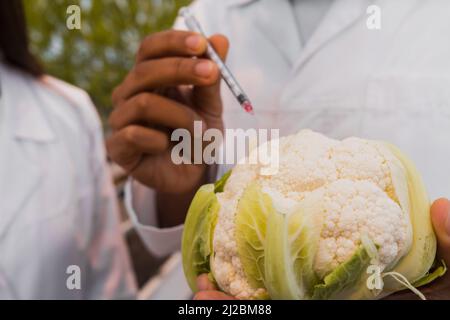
[179,7,255,115]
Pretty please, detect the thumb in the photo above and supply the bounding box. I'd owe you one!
[193,34,229,121]
[196,274,217,291]
[430,198,450,265]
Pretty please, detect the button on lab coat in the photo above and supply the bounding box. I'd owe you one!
[0,63,137,299]
[127,0,450,257]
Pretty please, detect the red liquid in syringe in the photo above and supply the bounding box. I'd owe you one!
[242,101,254,114]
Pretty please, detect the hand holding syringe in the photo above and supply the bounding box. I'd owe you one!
[179,7,255,115]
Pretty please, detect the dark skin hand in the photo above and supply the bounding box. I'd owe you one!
[195,198,450,300]
[107,31,229,227]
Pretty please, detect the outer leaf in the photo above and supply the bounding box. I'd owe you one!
[235,183,271,289]
[312,246,371,300]
[181,184,219,292]
[265,198,321,299]
[413,260,447,288]
[214,170,232,193]
[383,143,436,292]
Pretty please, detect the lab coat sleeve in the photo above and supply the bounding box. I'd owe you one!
[81,95,138,299]
[124,179,184,257]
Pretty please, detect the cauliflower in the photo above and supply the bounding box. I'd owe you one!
[182,130,440,300]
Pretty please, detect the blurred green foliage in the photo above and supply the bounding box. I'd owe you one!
[24,0,191,125]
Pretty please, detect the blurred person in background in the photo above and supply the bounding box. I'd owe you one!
[107,0,450,298]
[0,0,137,299]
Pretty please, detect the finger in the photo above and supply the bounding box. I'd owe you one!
[193,34,230,118]
[208,35,229,67]
[106,125,169,171]
[196,274,217,291]
[136,30,208,62]
[109,92,205,133]
[430,198,450,265]
[113,57,220,102]
[194,291,236,300]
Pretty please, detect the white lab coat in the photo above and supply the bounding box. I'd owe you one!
[0,62,137,299]
[127,0,450,258]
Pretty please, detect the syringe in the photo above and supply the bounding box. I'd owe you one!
[179,7,254,115]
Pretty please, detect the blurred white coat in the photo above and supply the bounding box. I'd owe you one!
[0,62,137,299]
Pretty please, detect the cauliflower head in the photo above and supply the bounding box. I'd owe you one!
[182,130,439,300]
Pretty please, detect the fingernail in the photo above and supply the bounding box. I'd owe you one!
[185,35,203,51]
[195,61,213,77]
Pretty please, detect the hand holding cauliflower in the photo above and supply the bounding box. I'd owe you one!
[182,130,446,300]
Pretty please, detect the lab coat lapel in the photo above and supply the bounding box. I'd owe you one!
[0,134,42,238]
[233,0,302,66]
[0,71,53,237]
[292,0,371,72]
[12,86,56,143]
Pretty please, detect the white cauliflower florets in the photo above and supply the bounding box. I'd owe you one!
[212,130,412,299]
[313,179,409,277]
